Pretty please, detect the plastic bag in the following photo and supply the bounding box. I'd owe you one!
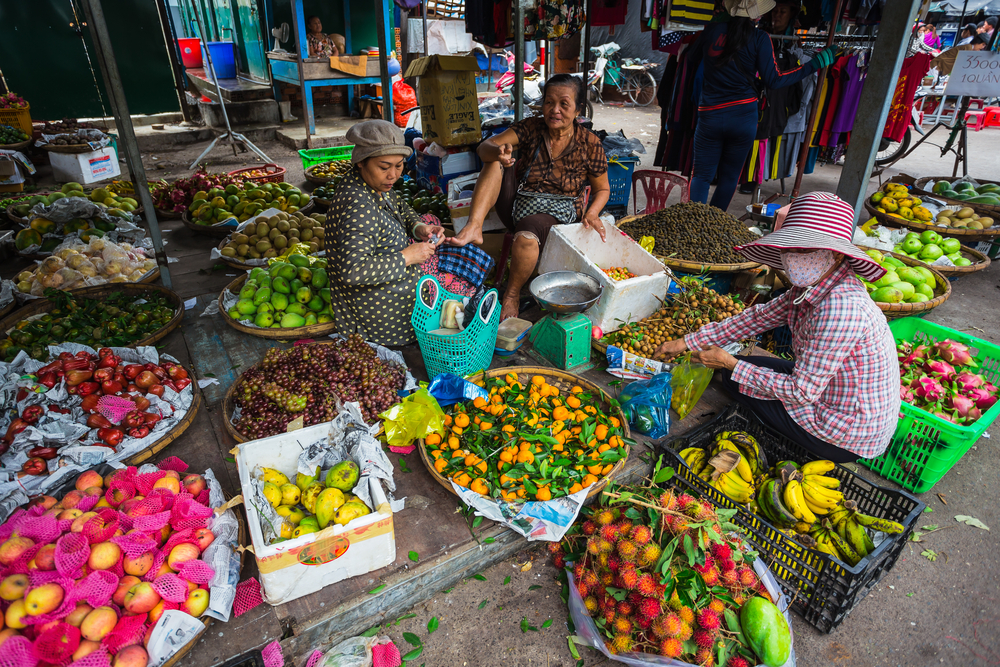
[393,80,418,128]
[670,356,713,420]
[316,634,378,667]
[620,373,672,439]
[378,388,446,452]
[602,130,646,159]
[427,373,489,408]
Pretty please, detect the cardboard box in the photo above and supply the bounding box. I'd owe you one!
[236,424,396,605]
[49,147,121,184]
[404,55,482,146]
[416,149,479,177]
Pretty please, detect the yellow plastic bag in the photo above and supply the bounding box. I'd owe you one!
[670,356,713,420]
[379,388,446,452]
[640,236,656,254]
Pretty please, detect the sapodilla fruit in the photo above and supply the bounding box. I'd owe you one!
[0,574,29,600]
[0,536,34,566]
[123,582,161,614]
[25,582,64,615]
[113,644,149,667]
[88,541,122,570]
[167,542,200,570]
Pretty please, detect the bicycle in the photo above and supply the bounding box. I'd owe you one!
[588,44,659,107]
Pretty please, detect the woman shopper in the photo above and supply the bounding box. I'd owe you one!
[689,0,835,212]
[654,192,899,463]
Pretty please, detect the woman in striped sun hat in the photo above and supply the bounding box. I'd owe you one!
[655,192,900,463]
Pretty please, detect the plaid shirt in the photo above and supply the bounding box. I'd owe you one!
[686,263,899,458]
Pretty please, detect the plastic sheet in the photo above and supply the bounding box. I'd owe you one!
[620,372,672,438]
[426,373,489,408]
[379,388,447,454]
[315,635,383,667]
[670,357,714,420]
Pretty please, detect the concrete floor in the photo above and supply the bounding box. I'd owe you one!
[20,104,1000,666]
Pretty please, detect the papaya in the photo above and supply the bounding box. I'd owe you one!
[30,217,56,235]
[740,597,790,667]
[14,229,41,251]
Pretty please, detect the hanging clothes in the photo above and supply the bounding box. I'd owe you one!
[466,0,513,47]
[828,54,867,136]
[524,0,586,40]
[591,0,628,27]
[883,53,933,143]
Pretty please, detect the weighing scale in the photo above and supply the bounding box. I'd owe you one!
[527,271,603,372]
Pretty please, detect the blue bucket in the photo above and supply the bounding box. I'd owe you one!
[202,41,237,79]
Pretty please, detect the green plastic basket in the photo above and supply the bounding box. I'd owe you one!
[858,317,1000,493]
[412,275,501,380]
[298,145,354,171]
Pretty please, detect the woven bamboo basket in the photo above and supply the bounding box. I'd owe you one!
[909,175,1000,217]
[617,215,761,273]
[882,246,990,278]
[124,389,203,465]
[217,273,337,340]
[154,207,183,220]
[0,139,32,151]
[42,144,98,154]
[180,210,238,238]
[215,236,326,271]
[304,163,351,185]
[0,283,183,349]
[5,204,28,226]
[872,257,951,320]
[863,201,1000,240]
[310,196,331,211]
[0,299,14,321]
[417,366,631,502]
[12,267,162,303]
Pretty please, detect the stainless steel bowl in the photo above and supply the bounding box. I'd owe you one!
[529,271,603,314]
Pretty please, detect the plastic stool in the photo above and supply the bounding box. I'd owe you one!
[631,170,690,216]
[985,108,1000,128]
[965,110,987,132]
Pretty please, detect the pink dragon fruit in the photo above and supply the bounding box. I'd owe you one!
[965,387,998,411]
[933,411,958,424]
[947,394,978,422]
[914,376,947,402]
[924,359,956,381]
[900,383,916,404]
[954,372,985,394]
[900,344,930,369]
[985,382,999,395]
[934,340,977,367]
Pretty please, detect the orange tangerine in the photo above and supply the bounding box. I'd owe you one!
[426,433,442,446]
[598,443,611,453]
[609,435,624,448]
[587,464,603,475]
[602,464,613,475]
[531,375,546,387]
[473,396,488,409]
[490,394,503,405]
[448,436,461,449]
[552,406,570,421]
[582,474,599,487]
[454,413,470,428]
[535,485,552,501]
[553,443,564,452]
[571,386,584,394]
[609,416,621,428]
[516,450,535,464]
[434,458,447,473]
[470,478,489,495]
[479,421,493,430]
[584,406,598,416]
[474,416,481,425]
[451,450,466,459]
[452,426,464,436]
[443,414,453,426]
[569,482,583,494]
[566,396,582,409]
[452,472,472,488]
[574,410,588,422]
[430,448,443,459]
[595,424,608,441]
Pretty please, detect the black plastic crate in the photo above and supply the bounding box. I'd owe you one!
[660,403,925,633]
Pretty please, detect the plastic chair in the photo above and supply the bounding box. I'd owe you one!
[965,110,987,132]
[631,170,690,216]
[984,107,1000,128]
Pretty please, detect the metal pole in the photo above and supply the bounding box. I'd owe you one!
[422,0,429,57]
[153,0,195,122]
[836,0,923,220]
[515,3,525,121]
[375,0,394,122]
[290,0,313,148]
[583,0,592,77]
[78,0,172,289]
[790,0,847,198]
[957,0,969,44]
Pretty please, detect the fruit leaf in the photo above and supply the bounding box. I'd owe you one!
[361,626,379,637]
[922,524,939,531]
[909,532,923,542]
[396,614,417,623]
[409,551,419,563]
[368,584,386,595]
[483,537,495,544]
[607,587,628,601]
[401,647,423,661]
[653,466,675,484]
[478,599,489,609]
[528,585,543,591]
[503,576,511,586]
[472,516,483,529]
[542,619,553,629]
[954,515,990,530]
[683,534,696,566]
[923,506,933,512]
[428,617,439,634]
[398,458,411,473]
[568,636,581,660]
[402,632,421,647]
[724,608,741,634]
[520,617,530,633]
[921,549,938,561]
[472,573,487,581]
[625,508,641,520]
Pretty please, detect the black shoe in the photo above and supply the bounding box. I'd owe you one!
[738,184,755,195]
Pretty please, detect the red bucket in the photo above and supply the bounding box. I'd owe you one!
[178,38,203,68]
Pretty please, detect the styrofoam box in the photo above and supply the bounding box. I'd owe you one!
[537,222,670,333]
[49,147,121,184]
[236,423,396,605]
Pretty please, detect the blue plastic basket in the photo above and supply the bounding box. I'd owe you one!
[607,157,640,208]
[411,276,501,379]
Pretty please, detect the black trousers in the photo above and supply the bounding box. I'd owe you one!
[720,356,860,464]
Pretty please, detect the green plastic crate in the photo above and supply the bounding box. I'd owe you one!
[298,145,354,171]
[858,317,1000,493]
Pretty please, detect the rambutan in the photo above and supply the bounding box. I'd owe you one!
[711,542,732,560]
[737,567,759,588]
[721,569,740,588]
[638,543,662,568]
[553,554,565,569]
[598,553,610,567]
[600,572,614,586]
[582,520,597,535]
[733,593,747,606]
[635,615,653,631]
[697,608,721,631]
[693,629,716,649]
[659,638,684,658]
[584,596,598,613]
[608,555,622,573]
[573,563,585,579]
[636,573,657,597]
[677,493,696,507]
[600,596,617,612]
[638,597,662,620]
[576,581,589,598]
[616,519,634,535]
[586,536,604,555]
[628,592,644,607]
[667,590,682,611]
[700,567,721,587]
[547,541,562,554]
[610,634,632,654]
[618,565,640,590]
[658,491,678,510]
[652,612,683,638]
[677,621,693,641]
[616,601,633,617]
[678,606,695,625]
[683,499,705,518]
[670,517,689,535]
[594,509,617,526]
[695,647,716,667]
[604,608,617,625]
[613,617,633,635]
[583,571,600,588]
[600,523,619,543]
[726,657,750,667]
[630,524,653,546]
[617,539,639,562]
[718,557,736,573]
[708,598,726,615]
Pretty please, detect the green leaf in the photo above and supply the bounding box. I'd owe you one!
[909,531,923,542]
[409,551,420,563]
[653,466,675,484]
[361,626,379,637]
[921,549,938,561]
[402,632,422,647]
[922,524,939,531]
[398,458,411,473]
[483,537,495,544]
[684,534,696,566]
[924,506,933,513]
[955,515,990,530]
[520,617,529,633]
[542,619,553,629]
[607,587,628,601]
[472,573,487,581]
[396,613,417,623]
[472,516,483,529]
[428,617,439,634]
[568,636,581,660]
[368,584,386,595]
[528,585,542,591]
[225,457,235,463]
[401,647,423,661]
[478,599,489,609]
[624,508,641,520]
[503,575,511,586]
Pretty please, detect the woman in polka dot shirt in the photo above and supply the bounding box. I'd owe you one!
[325,120,445,346]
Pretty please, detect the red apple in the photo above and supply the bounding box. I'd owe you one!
[123,582,161,614]
[112,576,141,607]
[180,589,209,618]
[181,474,206,497]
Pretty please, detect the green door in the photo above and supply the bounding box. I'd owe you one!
[236,0,268,82]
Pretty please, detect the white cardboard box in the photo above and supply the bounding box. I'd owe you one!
[537,222,670,333]
[49,147,121,184]
[236,424,396,605]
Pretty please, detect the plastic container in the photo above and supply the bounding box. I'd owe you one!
[495,317,532,352]
[0,105,32,135]
[606,156,640,208]
[536,222,669,334]
[202,41,237,79]
[412,275,501,379]
[857,317,1000,493]
[663,402,924,633]
[177,38,203,68]
[298,145,354,171]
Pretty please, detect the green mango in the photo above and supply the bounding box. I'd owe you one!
[254,311,274,327]
[297,266,313,283]
[47,192,66,204]
[295,287,313,304]
[290,278,304,294]
[940,237,962,254]
[871,286,904,304]
[288,254,310,268]
[307,295,324,312]
[227,306,241,320]
[278,264,297,281]
[271,291,289,310]
[253,287,272,306]
[320,288,331,303]
[273,276,291,294]
[256,302,274,315]
[239,282,258,300]
[317,313,334,323]
[954,257,972,267]
[740,598,790,667]
[236,298,257,316]
[325,461,360,492]
[304,312,318,326]
[249,267,266,282]
[916,282,935,298]
[896,267,925,286]
[311,268,328,289]
[280,313,306,328]
[890,281,915,300]
[286,302,307,316]
[267,262,285,280]
[873,270,900,288]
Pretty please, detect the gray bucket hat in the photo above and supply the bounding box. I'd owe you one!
[347,119,413,165]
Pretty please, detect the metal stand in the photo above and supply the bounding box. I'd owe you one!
[188,8,271,169]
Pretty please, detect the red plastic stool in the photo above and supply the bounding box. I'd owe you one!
[965,110,987,132]
[631,170,690,216]
[984,107,1000,128]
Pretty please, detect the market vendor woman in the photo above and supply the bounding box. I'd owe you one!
[448,74,611,320]
[325,120,444,346]
[655,192,899,462]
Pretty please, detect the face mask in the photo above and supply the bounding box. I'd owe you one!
[782,250,836,287]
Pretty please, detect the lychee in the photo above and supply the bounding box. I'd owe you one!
[613,617,633,635]
[610,634,632,654]
[677,621,693,641]
[695,647,716,667]
[659,637,683,658]
[638,597,661,620]
[619,565,640,590]
[726,657,750,667]
[693,629,716,649]
[617,539,639,562]
[700,567,721,587]
[658,491,678,510]
[652,612,682,638]
[636,573,657,597]
[708,597,726,615]
[697,608,721,631]
[594,509,616,526]
[678,606,695,625]
[638,543,662,568]
[616,600,633,617]
[711,542,732,560]
[582,520,597,535]
[584,596,598,613]
[737,566,758,588]
[630,524,653,546]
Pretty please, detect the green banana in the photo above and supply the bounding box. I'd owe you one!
[826,525,862,565]
[844,517,870,559]
[853,512,905,534]
[765,479,799,528]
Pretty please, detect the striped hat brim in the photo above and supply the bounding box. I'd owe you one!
[736,226,887,283]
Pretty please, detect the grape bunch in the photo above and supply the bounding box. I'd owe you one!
[233,335,406,439]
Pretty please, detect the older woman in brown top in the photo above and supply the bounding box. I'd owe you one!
[448,74,611,320]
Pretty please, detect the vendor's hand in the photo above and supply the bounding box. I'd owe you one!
[691,345,738,371]
[414,223,446,245]
[497,142,515,168]
[402,241,437,266]
[582,211,607,242]
[654,337,688,360]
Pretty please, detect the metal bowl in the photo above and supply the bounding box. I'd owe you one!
[529,271,603,314]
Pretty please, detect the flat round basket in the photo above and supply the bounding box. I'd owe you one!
[154,207,183,220]
[13,266,162,302]
[304,168,334,185]
[42,144,97,154]
[124,389,203,466]
[0,283,184,349]
[881,246,990,278]
[417,366,631,502]
[228,163,286,184]
[873,257,951,320]
[0,139,32,151]
[217,273,338,341]
[617,215,761,273]
[181,210,236,238]
[910,176,1000,217]
[863,201,1000,240]
[310,196,331,211]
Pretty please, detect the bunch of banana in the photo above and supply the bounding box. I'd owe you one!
[679,444,756,503]
[809,501,904,565]
[756,478,798,529]
[679,447,710,478]
[715,431,768,477]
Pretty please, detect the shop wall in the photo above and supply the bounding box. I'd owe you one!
[588,0,670,66]
[270,0,380,54]
[0,0,180,119]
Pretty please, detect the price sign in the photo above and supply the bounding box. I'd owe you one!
[944,51,1000,97]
